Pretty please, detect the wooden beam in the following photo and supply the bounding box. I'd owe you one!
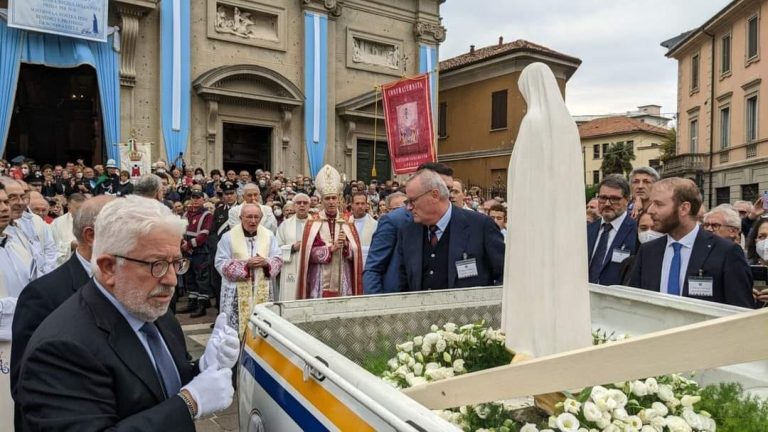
[403,308,768,409]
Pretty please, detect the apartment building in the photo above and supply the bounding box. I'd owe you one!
[579,116,667,186]
[437,38,581,188]
[664,0,768,205]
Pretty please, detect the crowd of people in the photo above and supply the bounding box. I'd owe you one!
[0,157,511,430]
[586,166,768,309]
[1,153,766,430]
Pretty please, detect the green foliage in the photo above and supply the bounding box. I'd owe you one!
[659,126,677,162]
[361,331,397,377]
[459,322,514,373]
[601,141,636,176]
[698,383,768,432]
[458,404,524,432]
[585,184,598,202]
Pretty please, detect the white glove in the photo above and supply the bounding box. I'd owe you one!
[0,297,18,342]
[183,367,234,419]
[200,313,240,371]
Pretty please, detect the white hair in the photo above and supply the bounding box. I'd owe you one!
[407,169,450,199]
[91,196,186,271]
[293,193,310,202]
[706,205,741,229]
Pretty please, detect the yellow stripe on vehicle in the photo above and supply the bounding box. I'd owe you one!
[244,329,376,432]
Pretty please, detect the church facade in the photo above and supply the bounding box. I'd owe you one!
[0,0,445,181]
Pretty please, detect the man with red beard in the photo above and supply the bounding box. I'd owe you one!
[629,178,754,307]
[16,195,239,430]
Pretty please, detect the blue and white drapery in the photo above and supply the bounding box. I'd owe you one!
[0,15,121,163]
[0,19,23,155]
[419,44,438,120]
[304,12,328,177]
[160,0,191,165]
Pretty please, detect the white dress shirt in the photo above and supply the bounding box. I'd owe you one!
[93,279,181,381]
[431,204,453,242]
[591,211,628,259]
[660,224,700,295]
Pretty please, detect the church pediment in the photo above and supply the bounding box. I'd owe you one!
[193,64,304,107]
[336,90,384,121]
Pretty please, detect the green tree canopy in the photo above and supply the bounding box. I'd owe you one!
[659,127,677,162]
[600,142,636,176]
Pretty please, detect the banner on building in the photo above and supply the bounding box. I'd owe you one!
[8,0,109,42]
[381,74,436,175]
[119,137,152,181]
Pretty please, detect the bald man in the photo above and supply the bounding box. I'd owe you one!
[215,204,282,337]
[227,183,278,234]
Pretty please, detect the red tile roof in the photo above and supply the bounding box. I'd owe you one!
[439,39,581,72]
[578,116,669,139]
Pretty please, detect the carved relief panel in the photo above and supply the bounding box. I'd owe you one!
[346,28,404,76]
[207,0,287,51]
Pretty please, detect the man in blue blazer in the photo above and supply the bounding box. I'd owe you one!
[629,178,754,308]
[587,174,637,286]
[396,169,504,291]
[363,205,411,294]
[363,162,454,294]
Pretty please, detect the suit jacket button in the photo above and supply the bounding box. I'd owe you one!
[429,271,434,275]
[431,254,435,258]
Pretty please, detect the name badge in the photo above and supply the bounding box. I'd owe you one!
[688,276,714,297]
[456,257,479,279]
[611,248,630,263]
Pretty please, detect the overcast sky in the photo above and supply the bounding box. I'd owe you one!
[440,0,728,118]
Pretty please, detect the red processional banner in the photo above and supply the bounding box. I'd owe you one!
[381,74,436,174]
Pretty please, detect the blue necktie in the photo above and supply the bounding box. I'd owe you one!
[589,223,613,283]
[140,322,181,399]
[667,242,683,296]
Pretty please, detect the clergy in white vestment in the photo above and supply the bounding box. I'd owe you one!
[50,194,87,265]
[348,193,377,265]
[0,183,35,432]
[216,204,282,337]
[227,183,278,234]
[276,193,311,301]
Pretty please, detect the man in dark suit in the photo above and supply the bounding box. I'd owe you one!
[363,163,454,294]
[587,174,637,286]
[207,181,238,310]
[16,195,239,431]
[396,169,504,291]
[629,178,754,308]
[10,195,112,429]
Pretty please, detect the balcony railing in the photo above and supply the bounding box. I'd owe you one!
[660,154,709,177]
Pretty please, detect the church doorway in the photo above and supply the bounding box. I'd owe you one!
[5,64,103,165]
[356,139,391,183]
[222,123,272,174]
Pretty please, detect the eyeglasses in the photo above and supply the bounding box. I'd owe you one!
[702,222,739,231]
[115,255,190,278]
[596,195,625,204]
[404,189,433,208]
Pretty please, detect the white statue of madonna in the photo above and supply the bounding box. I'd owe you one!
[502,62,592,358]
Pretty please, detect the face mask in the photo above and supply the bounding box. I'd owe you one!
[259,180,266,187]
[638,230,664,244]
[274,209,283,217]
[194,174,203,181]
[156,169,166,175]
[757,239,768,261]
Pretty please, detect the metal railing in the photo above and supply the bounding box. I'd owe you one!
[660,153,709,177]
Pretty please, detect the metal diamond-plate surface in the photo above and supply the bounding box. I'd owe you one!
[295,304,502,365]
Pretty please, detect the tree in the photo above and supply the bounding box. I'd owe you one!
[601,142,636,176]
[659,127,677,162]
